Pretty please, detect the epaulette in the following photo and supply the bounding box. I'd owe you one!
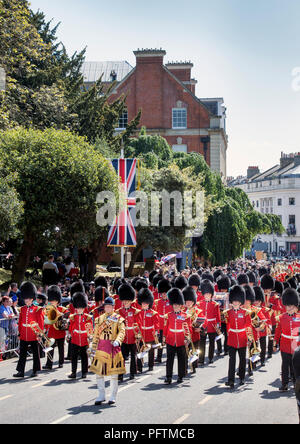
[85,314,93,321]
[36,306,44,312]
[69,314,75,321]
[134,308,141,315]
[151,309,158,316]
[61,306,69,313]
[241,308,252,315]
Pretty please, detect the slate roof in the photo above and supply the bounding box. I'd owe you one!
[82,61,133,83]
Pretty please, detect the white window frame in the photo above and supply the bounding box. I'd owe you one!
[172,108,187,129]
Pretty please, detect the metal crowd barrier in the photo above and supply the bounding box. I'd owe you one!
[0,316,20,359]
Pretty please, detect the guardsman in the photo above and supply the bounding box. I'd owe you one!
[274,288,300,392]
[260,274,275,359]
[90,297,126,406]
[292,347,300,424]
[188,274,203,303]
[224,285,252,389]
[155,278,173,363]
[43,285,69,370]
[164,288,191,384]
[197,280,221,366]
[253,286,272,367]
[216,275,231,356]
[68,292,93,379]
[136,288,159,372]
[13,282,44,378]
[90,286,108,321]
[116,284,140,381]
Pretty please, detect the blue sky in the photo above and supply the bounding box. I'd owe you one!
[29,0,300,177]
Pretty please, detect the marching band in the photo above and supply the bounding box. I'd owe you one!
[11,261,300,416]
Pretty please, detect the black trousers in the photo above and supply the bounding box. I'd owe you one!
[216,323,228,354]
[71,344,88,375]
[259,336,267,364]
[46,337,65,367]
[166,344,186,379]
[157,330,164,361]
[121,343,137,376]
[199,332,217,364]
[268,325,276,357]
[137,341,154,371]
[16,340,41,374]
[281,351,295,386]
[228,346,247,383]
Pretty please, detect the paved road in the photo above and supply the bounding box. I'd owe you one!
[0,349,298,424]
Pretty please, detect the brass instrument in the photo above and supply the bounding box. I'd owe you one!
[134,323,151,360]
[152,331,163,350]
[183,321,200,369]
[44,305,69,331]
[246,327,261,368]
[30,321,55,361]
[85,322,94,358]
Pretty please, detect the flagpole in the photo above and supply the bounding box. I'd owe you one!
[121,139,125,279]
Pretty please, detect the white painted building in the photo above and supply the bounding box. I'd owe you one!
[229,152,300,256]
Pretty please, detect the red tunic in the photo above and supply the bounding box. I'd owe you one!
[69,313,93,347]
[274,312,300,354]
[198,300,221,334]
[18,305,44,342]
[136,309,159,343]
[155,298,173,331]
[45,306,69,340]
[117,307,140,344]
[164,311,192,347]
[225,308,252,349]
[252,307,270,341]
[196,291,204,303]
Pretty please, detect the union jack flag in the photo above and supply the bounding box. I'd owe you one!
[107,158,137,247]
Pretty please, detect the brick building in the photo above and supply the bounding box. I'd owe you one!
[82,48,228,179]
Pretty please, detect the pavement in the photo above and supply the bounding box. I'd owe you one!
[0,348,298,424]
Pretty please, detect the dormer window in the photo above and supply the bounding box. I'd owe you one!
[110,70,117,81]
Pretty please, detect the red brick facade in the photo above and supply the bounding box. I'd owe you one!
[107,49,218,165]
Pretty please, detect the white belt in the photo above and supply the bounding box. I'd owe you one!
[207,318,216,322]
[74,330,87,334]
[159,315,165,318]
[141,326,153,330]
[126,326,135,330]
[282,334,299,340]
[229,328,246,333]
[22,324,32,328]
[170,329,184,333]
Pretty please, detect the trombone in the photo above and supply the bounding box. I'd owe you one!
[183,322,200,369]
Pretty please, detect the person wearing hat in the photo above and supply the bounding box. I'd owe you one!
[154,278,173,363]
[266,280,285,359]
[274,288,300,391]
[292,347,300,423]
[116,284,140,381]
[89,286,109,321]
[253,286,272,367]
[224,285,252,389]
[260,274,276,359]
[90,296,126,405]
[197,280,221,366]
[188,274,203,303]
[65,280,87,361]
[216,276,231,356]
[68,292,93,379]
[13,282,44,378]
[182,286,203,374]
[164,288,191,384]
[152,274,164,302]
[135,288,159,373]
[43,285,69,371]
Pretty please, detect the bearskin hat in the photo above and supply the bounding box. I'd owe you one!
[20,281,37,301]
[253,286,265,304]
[118,283,136,302]
[287,277,297,290]
[94,276,108,289]
[104,296,115,306]
[188,274,201,288]
[137,288,154,308]
[135,279,149,292]
[282,288,299,307]
[244,284,255,304]
[237,273,249,286]
[47,285,62,304]
[153,274,164,290]
[70,280,85,297]
[246,271,257,285]
[157,278,172,294]
[283,281,291,290]
[174,275,188,290]
[213,269,224,282]
[217,276,231,292]
[168,288,185,306]
[200,279,215,296]
[201,272,214,283]
[72,292,88,309]
[258,267,268,277]
[229,285,246,305]
[274,280,284,295]
[95,286,109,303]
[260,274,275,291]
[230,276,237,287]
[149,270,158,284]
[182,286,197,305]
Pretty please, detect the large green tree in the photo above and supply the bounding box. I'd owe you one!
[0,128,119,283]
[0,175,23,241]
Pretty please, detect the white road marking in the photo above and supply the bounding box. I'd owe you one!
[198,395,212,405]
[50,414,71,425]
[0,395,13,401]
[173,413,190,424]
[31,380,52,388]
